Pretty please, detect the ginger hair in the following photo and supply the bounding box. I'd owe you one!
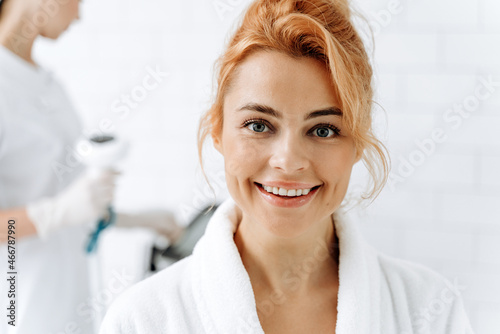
[197,0,390,210]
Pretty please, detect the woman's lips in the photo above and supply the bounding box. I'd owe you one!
[254,182,321,208]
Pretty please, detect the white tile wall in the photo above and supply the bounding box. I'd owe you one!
[481,156,500,187]
[33,0,499,332]
[407,74,478,104]
[374,33,439,65]
[357,0,500,332]
[483,0,500,30]
[476,306,500,334]
[406,0,479,27]
[444,34,500,67]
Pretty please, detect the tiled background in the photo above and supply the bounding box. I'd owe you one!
[35,0,499,332]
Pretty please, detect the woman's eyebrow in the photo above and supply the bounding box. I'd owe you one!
[237,102,342,120]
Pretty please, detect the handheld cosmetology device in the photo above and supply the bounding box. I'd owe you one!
[78,134,129,253]
[78,134,128,332]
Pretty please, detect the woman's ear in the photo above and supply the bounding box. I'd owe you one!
[354,147,363,164]
[212,130,223,155]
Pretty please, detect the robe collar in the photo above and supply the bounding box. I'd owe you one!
[191,196,378,333]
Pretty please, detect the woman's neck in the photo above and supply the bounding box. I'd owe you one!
[234,209,340,298]
[0,10,38,66]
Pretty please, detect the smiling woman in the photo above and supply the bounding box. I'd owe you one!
[99,0,474,333]
[210,52,363,263]
[201,1,390,206]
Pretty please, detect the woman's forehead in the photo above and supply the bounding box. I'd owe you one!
[224,50,341,114]
[234,50,332,84]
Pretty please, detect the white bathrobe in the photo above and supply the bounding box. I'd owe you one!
[99,197,474,334]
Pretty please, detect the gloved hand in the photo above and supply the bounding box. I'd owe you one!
[26,168,119,240]
[115,211,185,246]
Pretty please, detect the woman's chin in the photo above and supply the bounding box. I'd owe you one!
[40,32,59,40]
[40,27,67,40]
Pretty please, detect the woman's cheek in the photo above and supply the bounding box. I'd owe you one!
[224,138,263,178]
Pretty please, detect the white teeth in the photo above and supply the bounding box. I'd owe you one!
[261,184,315,197]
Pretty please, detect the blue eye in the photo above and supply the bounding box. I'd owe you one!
[242,118,341,138]
[249,122,268,133]
[313,126,340,138]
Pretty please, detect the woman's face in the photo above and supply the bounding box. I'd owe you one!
[213,50,361,238]
[38,0,80,39]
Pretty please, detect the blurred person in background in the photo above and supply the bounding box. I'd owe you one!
[0,0,184,333]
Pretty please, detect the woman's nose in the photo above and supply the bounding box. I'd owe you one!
[268,132,310,173]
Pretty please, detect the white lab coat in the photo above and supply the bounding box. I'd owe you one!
[0,46,94,334]
[99,196,474,334]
